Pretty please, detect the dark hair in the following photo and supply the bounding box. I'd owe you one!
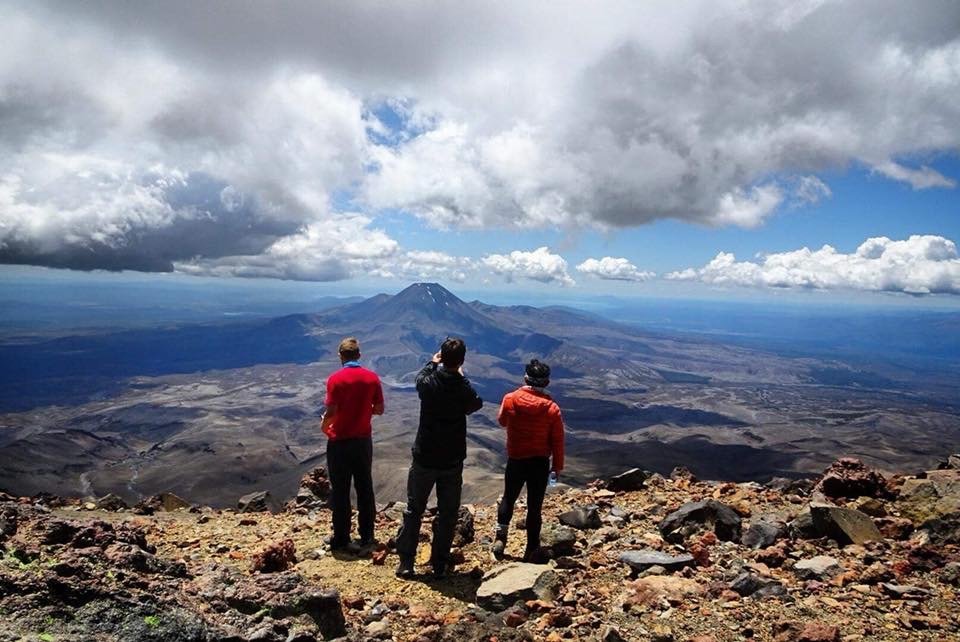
[440,337,466,368]
[338,337,360,361]
[524,358,550,387]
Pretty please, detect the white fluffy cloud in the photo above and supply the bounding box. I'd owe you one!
[667,235,960,295]
[576,257,655,282]
[482,247,575,286]
[1,1,958,278]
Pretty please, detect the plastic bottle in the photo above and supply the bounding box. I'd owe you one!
[548,471,558,486]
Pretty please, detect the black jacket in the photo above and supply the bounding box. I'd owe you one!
[412,361,483,468]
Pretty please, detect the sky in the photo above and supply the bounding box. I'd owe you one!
[1,1,959,304]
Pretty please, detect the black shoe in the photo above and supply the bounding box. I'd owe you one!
[430,559,451,579]
[491,540,505,560]
[523,546,547,564]
[395,556,415,579]
[325,534,351,550]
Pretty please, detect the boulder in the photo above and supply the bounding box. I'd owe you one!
[918,510,960,545]
[606,468,650,492]
[898,469,960,523]
[742,517,787,549]
[133,492,191,515]
[793,555,841,580]
[95,494,129,511]
[729,572,786,598]
[618,549,695,574]
[539,523,577,557]
[938,562,960,587]
[788,510,821,539]
[810,505,881,545]
[558,505,601,530]
[659,499,742,543]
[238,491,276,514]
[816,458,889,499]
[476,563,561,612]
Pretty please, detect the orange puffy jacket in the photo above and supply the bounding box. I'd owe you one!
[497,386,564,472]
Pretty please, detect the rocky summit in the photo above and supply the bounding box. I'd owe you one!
[1,457,960,642]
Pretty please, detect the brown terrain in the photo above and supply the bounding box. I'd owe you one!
[2,284,959,508]
[1,456,959,641]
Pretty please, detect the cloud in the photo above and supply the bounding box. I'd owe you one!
[482,247,575,286]
[872,161,957,190]
[576,257,655,281]
[175,215,398,281]
[1,1,959,278]
[666,235,960,295]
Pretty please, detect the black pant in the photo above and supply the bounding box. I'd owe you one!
[497,456,550,550]
[395,459,463,568]
[326,437,375,545]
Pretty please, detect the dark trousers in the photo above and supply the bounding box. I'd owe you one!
[497,456,550,550]
[326,437,375,545]
[395,459,463,568]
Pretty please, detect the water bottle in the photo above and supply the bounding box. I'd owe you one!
[548,471,558,486]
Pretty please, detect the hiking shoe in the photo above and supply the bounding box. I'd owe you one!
[430,563,449,579]
[523,546,548,564]
[395,556,415,579]
[491,540,505,560]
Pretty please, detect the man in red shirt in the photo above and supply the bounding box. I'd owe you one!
[321,337,384,551]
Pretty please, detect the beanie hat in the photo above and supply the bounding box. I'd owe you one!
[524,359,551,388]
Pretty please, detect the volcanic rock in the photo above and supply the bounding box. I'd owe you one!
[897,469,960,523]
[659,499,742,543]
[618,549,695,575]
[742,517,787,549]
[453,504,475,546]
[606,468,649,492]
[238,491,276,513]
[816,458,889,499]
[539,523,577,557]
[94,494,128,511]
[558,505,601,530]
[476,563,561,612]
[809,504,881,545]
[729,572,786,598]
[251,539,297,574]
[133,492,191,515]
[793,555,841,580]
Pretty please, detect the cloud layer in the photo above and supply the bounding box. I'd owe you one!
[667,235,960,295]
[576,257,655,282]
[0,1,958,281]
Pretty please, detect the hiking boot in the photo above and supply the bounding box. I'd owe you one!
[395,555,415,579]
[430,561,450,579]
[523,546,547,564]
[492,523,508,560]
[324,534,353,551]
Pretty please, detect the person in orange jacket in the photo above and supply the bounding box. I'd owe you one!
[493,358,565,562]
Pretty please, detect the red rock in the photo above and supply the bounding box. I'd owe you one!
[688,542,711,567]
[250,539,296,573]
[816,458,889,499]
[371,548,388,565]
[502,607,528,627]
[342,594,365,609]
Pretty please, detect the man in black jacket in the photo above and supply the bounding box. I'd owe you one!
[395,337,483,578]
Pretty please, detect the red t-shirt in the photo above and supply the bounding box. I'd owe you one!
[324,364,383,441]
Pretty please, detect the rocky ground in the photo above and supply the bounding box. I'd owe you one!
[1,457,959,642]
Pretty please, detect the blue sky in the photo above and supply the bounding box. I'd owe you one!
[1,2,959,306]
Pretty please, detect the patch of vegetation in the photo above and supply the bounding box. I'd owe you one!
[144,615,161,629]
[38,633,55,642]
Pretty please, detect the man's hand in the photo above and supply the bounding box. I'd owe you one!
[431,351,442,364]
[320,404,337,436]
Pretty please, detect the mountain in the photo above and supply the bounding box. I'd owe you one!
[1,283,959,508]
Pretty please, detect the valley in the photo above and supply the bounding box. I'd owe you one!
[1,283,959,506]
